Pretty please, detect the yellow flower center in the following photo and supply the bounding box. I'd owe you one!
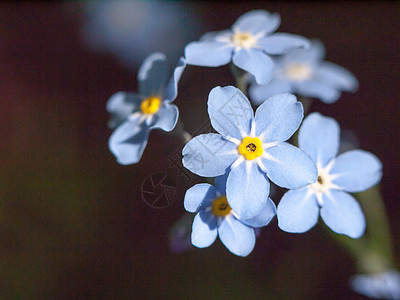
[310,172,330,194]
[212,195,231,217]
[232,32,256,49]
[285,63,312,81]
[140,96,161,114]
[238,137,263,160]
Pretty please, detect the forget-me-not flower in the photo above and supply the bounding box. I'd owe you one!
[249,40,358,105]
[184,10,309,85]
[182,86,317,220]
[184,173,276,256]
[277,112,382,238]
[350,270,400,300]
[107,53,186,165]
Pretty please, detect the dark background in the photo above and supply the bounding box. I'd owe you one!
[0,1,398,299]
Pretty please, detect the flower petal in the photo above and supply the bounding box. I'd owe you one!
[106,92,141,128]
[226,161,270,220]
[320,190,366,238]
[330,150,382,192]
[315,61,358,92]
[191,212,218,248]
[232,49,274,85]
[163,56,186,102]
[261,142,318,189]
[241,198,276,228]
[258,33,310,55]
[298,112,340,167]
[282,39,325,64]
[150,102,179,132]
[255,93,303,143]
[293,80,341,104]
[184,183,217,213]
[215,172,229,195]
[351,270,400,300]
[182,133,238,177]
[108,116,149,165]
[249,79,292,106]
[232,10,280,35]
[218,215,255,257]
[277,187,319,233]
[208,86,254,139]
[138,52,168,97]
[184,40,233,67]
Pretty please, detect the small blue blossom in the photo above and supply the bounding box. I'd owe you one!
[184,173,276,257]
[182,86,317,220]
[249,40,359,105]
[277,112,382,238]
[184,10,309,85]
[351,270,400,300]
[107,53,186,165]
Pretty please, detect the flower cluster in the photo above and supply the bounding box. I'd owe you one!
[106,9,383,260]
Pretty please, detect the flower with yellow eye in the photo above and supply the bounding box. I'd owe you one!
[182,86,317,220]
[107,52,186,165]
[184,10,309,85]
[184,173,276,257]
[249,40,358,105]
[277,113,382,239]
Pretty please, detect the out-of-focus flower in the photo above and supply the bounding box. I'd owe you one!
[277,113,382,238]
[185,10,309,85]
[82,1,199,69]
[350,270,400,300]
[249,40,358,105]
[182,86,317,220]
[184,173,276,257]
[107,53,186,165]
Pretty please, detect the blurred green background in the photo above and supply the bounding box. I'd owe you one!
[0,2,398,299]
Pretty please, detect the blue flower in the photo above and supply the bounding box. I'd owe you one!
[184,173,276,257]
[184,10,309,85]
[182,86,317,220]
[277,112,382,238]
[351,270,400,300]
[107,53,186,165]
[249,40,358,105]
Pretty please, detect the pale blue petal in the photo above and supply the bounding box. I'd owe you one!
[298,112,340,167]
[232,49,274,85]
[331,150,382,192]
[351,270,400,300]
[226,161,270,220]
[218,216,255,257]
[249,79,292,106]
[108,116,149,165]
[150,102,178,132]
[261,142,318,189]
[293,80,341,104]
[182,133,238,177]
[191,212,218,248]
[199,30,231,41]
[184,183,217,213]
[106,92,141,129]
[258,33,310,55]
[255,93,303,143]
[163,56,186,102]
[215,172,229,195]
[277,187,319,233]
[283,39,325,64]
[184,41,233,67]
[241,198,276,228]
[208,86,254,139]
[320,190,366,238]
[138,52,168,97]
[315,61,358,92]
[232,10,280,35]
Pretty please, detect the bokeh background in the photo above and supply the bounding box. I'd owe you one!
[0,1,399,299]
